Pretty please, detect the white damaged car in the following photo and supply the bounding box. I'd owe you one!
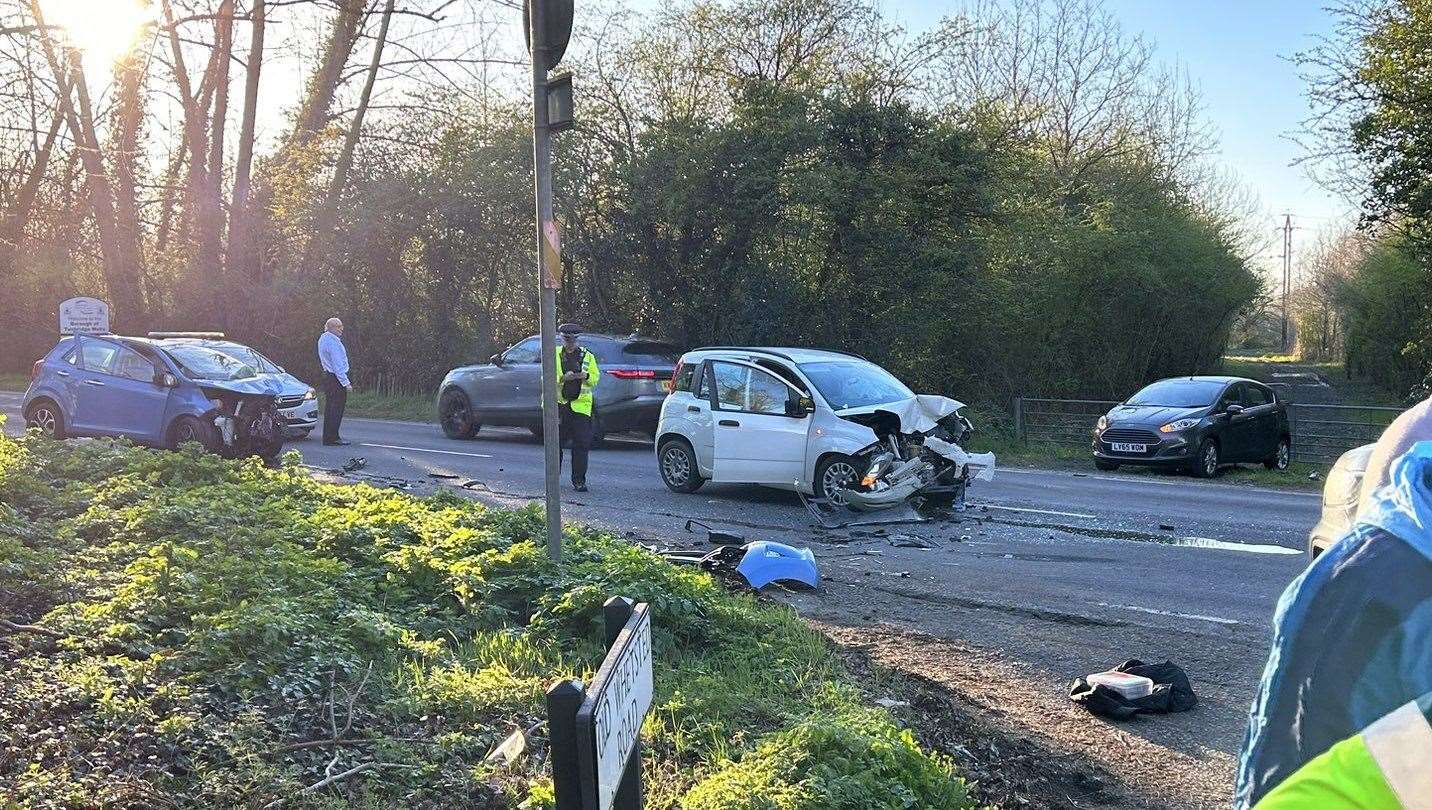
[655,347,994,509]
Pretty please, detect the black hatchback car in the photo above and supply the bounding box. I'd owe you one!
[1092,376,1291,477]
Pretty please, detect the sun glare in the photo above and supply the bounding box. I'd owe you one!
[41,0,154,70]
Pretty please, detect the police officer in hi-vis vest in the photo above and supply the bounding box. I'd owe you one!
[555,323,600,492]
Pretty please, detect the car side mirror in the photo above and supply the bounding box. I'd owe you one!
[1224,403,1245,416]
[157,372,178,388]
[786,396,815,418]
[490,353,504,367]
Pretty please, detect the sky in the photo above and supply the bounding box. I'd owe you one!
[880,0,1356,284]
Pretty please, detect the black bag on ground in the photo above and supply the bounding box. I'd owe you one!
[1069,659,1197,720]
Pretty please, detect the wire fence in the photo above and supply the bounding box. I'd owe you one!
[1013,397,1405,465]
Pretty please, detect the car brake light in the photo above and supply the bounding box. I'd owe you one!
[608,368,658,379]
[30,360,42,382]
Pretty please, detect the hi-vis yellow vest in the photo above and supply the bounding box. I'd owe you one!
[555,346,599,416]
[1256,695,1432,809]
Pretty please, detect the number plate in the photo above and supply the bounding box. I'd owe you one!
[1110,442,1146,453]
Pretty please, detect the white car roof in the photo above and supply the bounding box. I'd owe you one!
[683,347,865,365]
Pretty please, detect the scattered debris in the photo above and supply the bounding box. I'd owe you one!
[1159,523,1177,532]
[484,722,542,765]
[1308,471,1322,481]
[684,519,745,546]
[427,472,460,480]
[874,697,910,709]
[886,533,936,549]
[342,457,367,472]
[802,492,929,529]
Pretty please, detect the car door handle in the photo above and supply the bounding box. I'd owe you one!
[719,419,740,427]
[83,380,105,387]
[687,406,703,413]
[56,370,70,377]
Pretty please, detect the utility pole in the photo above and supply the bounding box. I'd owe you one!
[1280,214,1292,353]
[527,0,574,562]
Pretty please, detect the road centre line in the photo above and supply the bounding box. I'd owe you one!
[358,442,493,459]
[1096,602,1240,626]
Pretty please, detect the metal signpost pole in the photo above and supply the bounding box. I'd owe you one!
[530,0,563,562]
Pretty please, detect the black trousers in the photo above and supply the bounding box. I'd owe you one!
[322,371,348,443]
[559,402,593,485]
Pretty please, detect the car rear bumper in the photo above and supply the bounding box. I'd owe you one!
[598,394,666,434]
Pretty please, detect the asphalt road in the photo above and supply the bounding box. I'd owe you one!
[2,392,1321,804]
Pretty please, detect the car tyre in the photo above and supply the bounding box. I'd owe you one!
[1095,458,1120,472]
[24,398,65,439]
[814,454,865,505]
[658,438,705,493]
[439,388,480,439]
[168,415,217,452]
[1193,439,1220,478]
[1265,437,1291,471]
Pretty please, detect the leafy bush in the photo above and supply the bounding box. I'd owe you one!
[0,432,972,808]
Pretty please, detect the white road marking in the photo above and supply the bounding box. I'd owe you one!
[1174,536,1302,555]
[997,465,1322,498]
[358,442,493,459]
[973,503,1098,520]
[1096,602,1240,626]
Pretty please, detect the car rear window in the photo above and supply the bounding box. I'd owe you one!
[1126,379,1225,408]
[622,341,681,365]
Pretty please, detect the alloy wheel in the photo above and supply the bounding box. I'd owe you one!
[661,445,690,487]
[822,460,860,505]
[1203,444,1218,477]
[32,406,57,436]
[1277,440,1290,470]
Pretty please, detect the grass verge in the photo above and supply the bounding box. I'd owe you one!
[339,388,434,422]
[0,426,974,808]
[0,372,28,392]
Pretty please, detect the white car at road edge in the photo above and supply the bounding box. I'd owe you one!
[654,347,994,505]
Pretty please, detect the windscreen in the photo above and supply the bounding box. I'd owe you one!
[216,344,281,373]
[165,345,257,381]
[1125,379,1224,408]
[799,361,913,410]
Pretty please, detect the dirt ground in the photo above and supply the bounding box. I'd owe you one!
[816,621,1240,809]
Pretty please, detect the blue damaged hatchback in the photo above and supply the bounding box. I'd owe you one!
[22,334,285,461]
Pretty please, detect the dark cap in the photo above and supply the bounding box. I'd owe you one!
[558,323,582,336]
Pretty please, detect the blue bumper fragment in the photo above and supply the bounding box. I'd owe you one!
[736,541,819,589]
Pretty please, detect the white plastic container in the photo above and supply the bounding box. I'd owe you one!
[1086,670,1154,700]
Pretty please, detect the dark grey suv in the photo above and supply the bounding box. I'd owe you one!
[435,334,680,442]
[1092,376,1292,477]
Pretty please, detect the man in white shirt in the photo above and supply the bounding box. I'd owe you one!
[317,317,352,446]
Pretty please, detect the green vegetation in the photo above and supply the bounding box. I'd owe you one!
[0,426,971,808]
[0,372,28,392]
[1,0,1261,415]
[340,389,434,422]
[1293,0,1432,401]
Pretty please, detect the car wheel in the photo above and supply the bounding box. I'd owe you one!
[1265,437,1291,471]
[814,454,864,505]
[439,388,480,439]
[658,438,704,493]
[168,415,216,452]
[24,399,65,439]
[1095,459,1120,472]
[1193,439,1220,478]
